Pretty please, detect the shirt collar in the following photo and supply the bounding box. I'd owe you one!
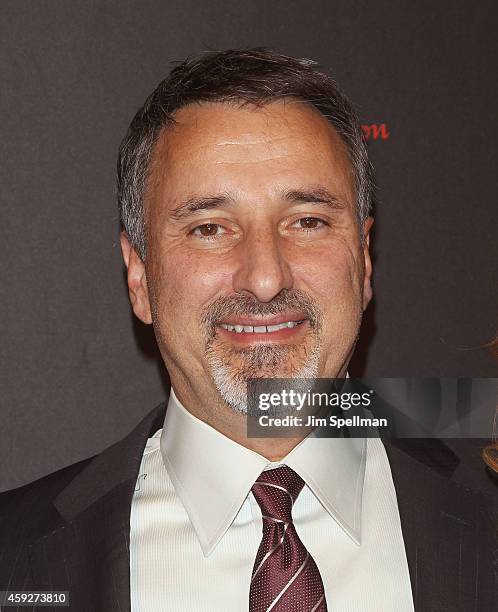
[160,387,366,556]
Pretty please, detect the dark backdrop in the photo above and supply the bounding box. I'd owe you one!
[1,0,496,491]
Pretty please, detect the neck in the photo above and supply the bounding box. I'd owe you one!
[168,361,349,462]
[170,379,307,462]
[205,417,306,462]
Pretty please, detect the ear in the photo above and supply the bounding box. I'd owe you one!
[362,217,374,311]
[120,232,153,324]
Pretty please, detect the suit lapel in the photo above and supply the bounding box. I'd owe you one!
[384,438,495,612]
[28,401,168,612]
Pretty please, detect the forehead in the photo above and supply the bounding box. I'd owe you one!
[147,100,355,207]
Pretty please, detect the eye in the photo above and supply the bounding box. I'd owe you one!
[190,223,227,238]
[291,217,328,231]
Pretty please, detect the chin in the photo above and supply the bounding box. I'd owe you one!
[206,341,321,415]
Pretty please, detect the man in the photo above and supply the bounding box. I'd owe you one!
[0,48,495,611]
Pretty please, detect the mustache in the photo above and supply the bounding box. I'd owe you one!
[200,289,322,338]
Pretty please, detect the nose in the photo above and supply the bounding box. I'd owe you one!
[232,227,293,302]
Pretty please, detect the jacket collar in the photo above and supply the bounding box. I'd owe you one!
[29,401,167,612]
[54,402,166,522]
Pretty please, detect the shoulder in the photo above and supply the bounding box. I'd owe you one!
[0,457,95,590]
[0,401,168,591]
[443,438,497,499]
[0,457,94,542]
[384,436,497,529]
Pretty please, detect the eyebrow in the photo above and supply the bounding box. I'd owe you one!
[168,186,347,221]
[283,187,347,211]
[169,194,234,221]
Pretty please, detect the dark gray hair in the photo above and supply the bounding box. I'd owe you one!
[117,47,374,260]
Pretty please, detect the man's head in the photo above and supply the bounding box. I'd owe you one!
[118,48,374,416]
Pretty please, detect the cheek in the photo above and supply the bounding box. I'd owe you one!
[151,248,232,322]
[290,242,364,304]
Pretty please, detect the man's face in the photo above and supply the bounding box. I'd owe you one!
[125,100,372,413]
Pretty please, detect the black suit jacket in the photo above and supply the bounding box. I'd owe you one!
[0,397,496,611]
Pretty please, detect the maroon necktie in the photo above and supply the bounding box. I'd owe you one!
[249,466,328,611]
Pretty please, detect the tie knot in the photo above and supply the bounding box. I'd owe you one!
[251,466,304,523]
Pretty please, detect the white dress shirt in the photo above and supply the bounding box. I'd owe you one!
[129,389,414,611]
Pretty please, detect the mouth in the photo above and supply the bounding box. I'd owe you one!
[216,314,309,344]
[219,319,306,334]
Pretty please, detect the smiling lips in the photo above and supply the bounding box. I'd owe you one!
[217,312,308,340]
[220,320,305,334]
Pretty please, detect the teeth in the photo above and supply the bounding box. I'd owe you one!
[267,324,281,332]
[220,320,305,333]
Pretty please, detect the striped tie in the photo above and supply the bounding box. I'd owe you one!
[249,466,327,612]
